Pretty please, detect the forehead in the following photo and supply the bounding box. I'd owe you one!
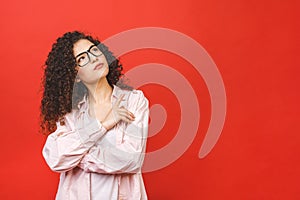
[73,39,95,56]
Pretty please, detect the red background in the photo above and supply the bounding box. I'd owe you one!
[0,0,299,199]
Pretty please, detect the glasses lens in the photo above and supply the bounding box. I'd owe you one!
[76,52,89,67]
[90,46,102,56]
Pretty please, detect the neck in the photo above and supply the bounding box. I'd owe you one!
[85,78,113,104]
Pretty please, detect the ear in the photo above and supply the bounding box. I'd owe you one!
[75,77,81,83]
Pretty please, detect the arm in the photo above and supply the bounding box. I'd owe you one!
[78,90,149,174]
[42,112,107,172]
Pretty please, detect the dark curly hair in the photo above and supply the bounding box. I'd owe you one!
[40,31,129,135]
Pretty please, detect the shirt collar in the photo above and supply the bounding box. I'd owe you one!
[112,84,121,98]
[77,84,121,110]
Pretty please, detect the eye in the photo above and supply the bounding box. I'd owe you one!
[77,55,86,63]
[92,46,100,52]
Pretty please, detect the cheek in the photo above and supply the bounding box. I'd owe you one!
[76,68,90,81]
[77,69,84,78]
[104,65,109,75]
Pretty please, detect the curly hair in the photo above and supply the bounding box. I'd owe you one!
[40,31,127,135]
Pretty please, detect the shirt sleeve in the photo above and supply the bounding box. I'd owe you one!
[42,111,107,173]
[78,90,149,174]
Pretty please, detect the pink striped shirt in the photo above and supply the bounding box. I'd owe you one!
[42,85,149,200]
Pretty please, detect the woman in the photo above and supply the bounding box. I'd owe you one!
[40,31,149,200]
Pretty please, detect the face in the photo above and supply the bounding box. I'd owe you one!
[73,39,109,85]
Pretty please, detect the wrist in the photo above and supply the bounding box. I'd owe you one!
[101,118,116,130]
[101,120,110,130]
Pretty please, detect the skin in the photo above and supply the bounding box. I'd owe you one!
[73,39,135,130]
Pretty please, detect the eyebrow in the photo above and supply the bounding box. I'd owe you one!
[74,45,96,58]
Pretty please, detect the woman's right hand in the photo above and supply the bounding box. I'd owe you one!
[101,94,135,130]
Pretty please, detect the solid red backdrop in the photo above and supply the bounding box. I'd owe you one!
[0,0,299,199]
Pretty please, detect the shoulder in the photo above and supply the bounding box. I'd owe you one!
[131,89,148,101]
[119,87,148,101]
[128,89,149,110]
[115,85,149,108]
[57,109,76,129]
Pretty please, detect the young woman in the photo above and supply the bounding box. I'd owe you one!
[40,31,149,200]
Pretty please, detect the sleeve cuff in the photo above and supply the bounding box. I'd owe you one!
[77,119,107,145]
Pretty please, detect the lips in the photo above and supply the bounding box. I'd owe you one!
[94,63,104,70]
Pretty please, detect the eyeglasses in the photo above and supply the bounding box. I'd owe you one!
[75,45,103,67]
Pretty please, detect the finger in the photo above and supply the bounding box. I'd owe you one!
[118,107,134,116]
[119,112,135,121]
[122,116,134,123]
[118,108,135,119]
[128,111,135,119]
[120,115,132,123]
[128,111,135,118]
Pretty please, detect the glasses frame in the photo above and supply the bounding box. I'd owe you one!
[75,45,103,67]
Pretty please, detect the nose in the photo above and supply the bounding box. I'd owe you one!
[89,52,99,63]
